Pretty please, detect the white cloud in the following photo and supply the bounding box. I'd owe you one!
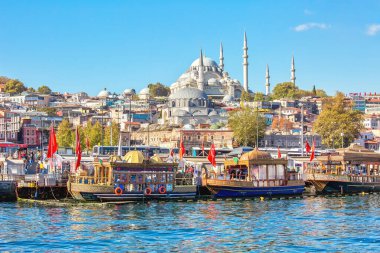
[293,23,330,32]
[366,24,380,36]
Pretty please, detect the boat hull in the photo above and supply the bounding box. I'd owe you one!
[0,181,17,202]
[68,181,197,202]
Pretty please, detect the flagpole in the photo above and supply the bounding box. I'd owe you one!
[74,126,77,173]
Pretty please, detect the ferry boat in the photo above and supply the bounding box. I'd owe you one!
[305,144,380,194]
[203,149,305,198]
[68,150,197,202]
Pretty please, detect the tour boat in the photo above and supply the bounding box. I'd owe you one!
[304,144,380,194]
[203,149,305,198]
[68,150,197,202]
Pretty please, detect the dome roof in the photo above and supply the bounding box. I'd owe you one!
[191,57,219,68]
[123,88,135,95]
[173,109,190,117]
[240,148,272,161]
[139,88,150,95]
[97,88,111,98]
[169,87,208,100]
[149,154,163,164]
[183,124,195,130]
[208,78,218,85]
[122,150,144,163]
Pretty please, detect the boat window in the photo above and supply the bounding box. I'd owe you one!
[268,165,276,180]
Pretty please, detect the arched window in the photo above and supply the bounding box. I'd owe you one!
[172,101,176,107]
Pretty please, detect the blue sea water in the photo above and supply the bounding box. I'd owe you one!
[1,195,380,252]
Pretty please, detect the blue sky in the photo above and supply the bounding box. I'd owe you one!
[0,0,379,96]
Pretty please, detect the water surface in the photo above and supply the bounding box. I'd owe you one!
[1,195,379,252]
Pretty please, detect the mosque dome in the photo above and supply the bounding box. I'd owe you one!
[240,148,272,161]
[169,87,208,100]
[190,57,219,68]
[183,124,195,130]
[208,110,219,117]
[139,88,150,95]
[97,88,111,98]
[123,88,135,96]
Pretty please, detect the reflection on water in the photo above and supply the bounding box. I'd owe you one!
[0,195,380,252]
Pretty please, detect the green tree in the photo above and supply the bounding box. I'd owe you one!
[104,121,120,147]
[316,89,328,97]
[254,92,265,102]
[228,107,266,147]
[313,92,363,148]
[37,85,52,94]
[312,85,317,96]
[4,79,27,94]
[240,90,254,102]
[27,87,36,92]
[56,120,73,148]
[90,121,102,147]
[148,82,170,97]
[0,76,10,84]
[37,107,57,116]
[271,82,299,99]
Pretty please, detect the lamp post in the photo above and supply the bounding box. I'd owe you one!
[341,132,344,148]
[299,103,304,156]
[107,121,113,146]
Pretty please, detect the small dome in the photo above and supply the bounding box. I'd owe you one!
[97,88,111,98]
[208,110,218,116]
[173,109,190,117]
[149,154,163,164]
[139,88,150,95]
[169,87,208,100]
[223,95,233,102]
[240,148,272,161]
[122,150,144,163]
[183,124,195,130]
[123,88,135,95]
[190,57,219,68]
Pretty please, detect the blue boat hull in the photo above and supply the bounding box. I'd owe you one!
[209,185,305,198]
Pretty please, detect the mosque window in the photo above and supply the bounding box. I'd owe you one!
[172,101,176,107]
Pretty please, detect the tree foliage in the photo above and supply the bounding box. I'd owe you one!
[148,83,170,97]
[254,92,265,102]
[37,85,52,94]
[4,79,27,94]
[228,107,266,147]
[56,120,73,148]
[27,87,36,92]
[0,76,10,84]
[37,107,57,116]
[271,117,293,132]
[240,90,254,102]
[104,121,120,146]
[272,82,328,99]
[313,92,363,148]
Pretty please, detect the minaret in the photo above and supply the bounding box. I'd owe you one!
[198,50,204,90]
[219,42,224,72]
[243,32,249,92]
[291,55,296,85]
[265,64,270,95]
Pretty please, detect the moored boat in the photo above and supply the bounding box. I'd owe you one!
[304,144,380,194]
[204,149,305,198]
[68,150,197,202]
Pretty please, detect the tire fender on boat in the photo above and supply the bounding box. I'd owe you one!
[114,187,123,195]
[144,187,152,195]
[158,186,166,194]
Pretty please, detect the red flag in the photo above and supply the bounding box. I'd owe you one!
[277,147,282,158]
[47,125,58,158]
[309,139,315,162]
[208,143,216,167]
[75,127,82,170]
[86,136,90,150]
[305,140,311,154]
[179,138,185,159]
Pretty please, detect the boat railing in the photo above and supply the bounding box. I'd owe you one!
[175,177,193,186]
[350,175,380,183]
[70,175,111,185]
[0,174,25,181]
[207,177,287,187]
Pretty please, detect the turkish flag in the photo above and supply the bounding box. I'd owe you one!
[179,139,185,159]
[47,125,58,158]
[75,127,82,170]
[277,147,282,158]
[305,140,311,154]
[309,139,315,162]
[208,143,216,167]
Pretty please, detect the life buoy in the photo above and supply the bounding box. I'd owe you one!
[144,187,152,195]
[114,187,123,195]
[158,186,166,194]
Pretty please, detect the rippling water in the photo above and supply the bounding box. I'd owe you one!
[1,195,380,252]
